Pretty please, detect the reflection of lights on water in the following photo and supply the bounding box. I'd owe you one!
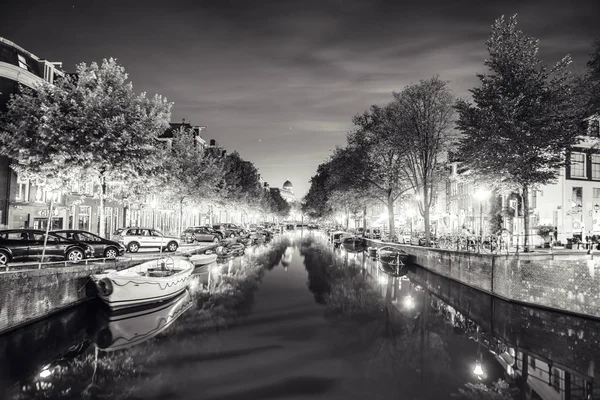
[404,295,414,309]
[39,367,52,378]
[473,361,484,377]
[378,275,387,285]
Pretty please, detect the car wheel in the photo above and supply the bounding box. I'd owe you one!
[167,241,178,252]
[104,247,118,259]
[0,251,10,265]
[128,242,140,253]
[213,237,220,243]
[67,248,84,263]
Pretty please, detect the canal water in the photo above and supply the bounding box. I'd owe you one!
[1,231,599,399]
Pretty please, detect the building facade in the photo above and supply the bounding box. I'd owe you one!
[535,115,600,243]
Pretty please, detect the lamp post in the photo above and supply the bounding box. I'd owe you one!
[39,191,59,268]
[150,198,157,229]
[406,208,416,243]
[473,188,491,237]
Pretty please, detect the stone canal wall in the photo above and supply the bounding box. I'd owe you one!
[0,259,151,335]
[365,239,600,319]
[0,244,219,334]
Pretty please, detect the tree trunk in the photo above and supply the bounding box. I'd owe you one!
[423,184,431,246]
[178,197,184,236]
[345,207,349,231]
[98,174,106,237]
[362,206,367,229]
[522,185,530,252]
[387,193,396,241]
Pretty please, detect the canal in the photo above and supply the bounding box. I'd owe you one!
[1,230,599,399]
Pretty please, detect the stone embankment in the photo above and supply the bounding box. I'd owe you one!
[0,243,218,334]
[366,239,600,319]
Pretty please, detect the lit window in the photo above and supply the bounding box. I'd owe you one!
[17,54,29,71]
[570,153,586,178]
[15,176,29,201]
[592,155,600,180]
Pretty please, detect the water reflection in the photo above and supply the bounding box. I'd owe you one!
[2,231,600,399]
[94,290,193,352]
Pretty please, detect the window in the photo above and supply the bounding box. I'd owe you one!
[572,187,583,213]
[592,155,600,180]
[590,119,600,138]
[529,356,536,370]
[0,232,28,240]
[15,176,29,201]
[571,152,586,178]
[552,367,561,392]
[78,206,91,231]
[17,54,29,71]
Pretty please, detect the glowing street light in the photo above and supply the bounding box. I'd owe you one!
[473,188,491,237]
[473,361,484,377]
[404,295,414,309]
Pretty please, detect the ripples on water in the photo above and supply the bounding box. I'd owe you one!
[1,231,599,399]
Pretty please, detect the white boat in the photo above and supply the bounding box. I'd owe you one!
[91,256,194,310]
[94,290,193,351]
[189,253,218,266]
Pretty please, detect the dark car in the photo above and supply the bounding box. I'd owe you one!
[54,230,126,258]
[0,229,94,265]
[181,226,222,243]
[212,223,245,238]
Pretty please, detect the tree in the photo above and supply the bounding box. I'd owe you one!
[303,162,334,220]
[344,105,412,238]
[579,39,600,116]
[162,129,225,235]
[392,77,457,245]
[455,15,584,250]
[218,151,264,221]
[0,58,172,237]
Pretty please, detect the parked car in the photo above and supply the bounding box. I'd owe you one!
[113,227,180,253]
[181,226,222,243]
[362,229,382,239]
[0,229,94,265]
[54,230,126,258]
[212,223,245,238]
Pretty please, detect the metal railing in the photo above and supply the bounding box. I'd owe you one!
[368,231,600,255]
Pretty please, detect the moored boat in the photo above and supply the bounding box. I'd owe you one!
[189,252,218,266]
[342,235,365,246]
[378,261,408,277]
[378,246,410,265]
[91,256,194,310]
[331,231,352,246]
[94,289,193,351]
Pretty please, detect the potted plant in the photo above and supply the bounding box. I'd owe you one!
[536,224,554,248]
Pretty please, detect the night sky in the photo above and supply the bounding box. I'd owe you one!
[2,0,599,197]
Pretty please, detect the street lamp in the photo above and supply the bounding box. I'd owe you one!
[473,188,491,237]
[39,191,60,267]
[406,208,416,243]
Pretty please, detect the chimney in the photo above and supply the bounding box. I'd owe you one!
[182,118,186,124]
[209,139,216,147]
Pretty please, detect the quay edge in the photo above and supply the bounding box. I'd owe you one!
[365,239,600,320]
[0,243,219,335]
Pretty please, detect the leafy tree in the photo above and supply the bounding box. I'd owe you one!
[0,58,172,237]
[345,105,412,238]
[455,15,584,249]
[579,39,600,116]
[217,151,264,222]
[392,76,457,245]
[303,162,334,219]
[265,188,291,219]
[162,128,225,234]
